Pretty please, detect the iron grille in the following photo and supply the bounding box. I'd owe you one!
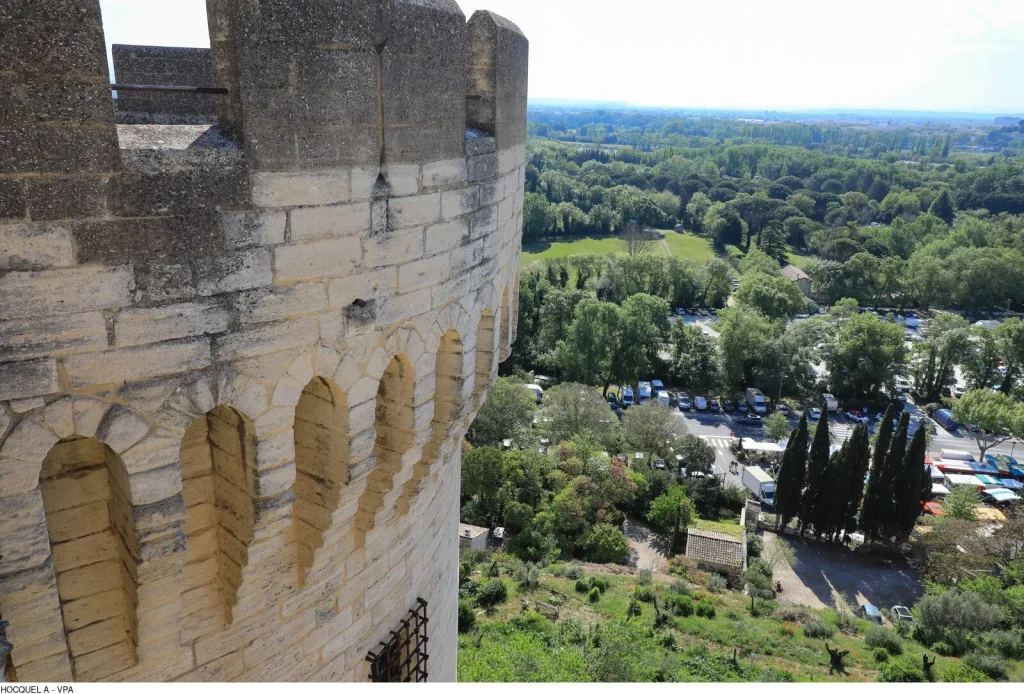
[366,598,428,682]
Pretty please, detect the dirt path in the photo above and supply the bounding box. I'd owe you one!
[623,518,671,572]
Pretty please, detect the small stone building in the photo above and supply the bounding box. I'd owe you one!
[781,264,812,298]
[686,528,744,575]
[458,524,489,552]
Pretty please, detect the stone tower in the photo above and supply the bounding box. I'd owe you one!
[0,0,527,682]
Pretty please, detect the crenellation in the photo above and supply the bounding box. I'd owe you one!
[1,0,526,683]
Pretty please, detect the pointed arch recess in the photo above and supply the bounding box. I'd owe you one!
[39,437,140,680]
[179,406,257,627]
[292,376,350,585]
[499,287,511,360]
[354,355,415,547]
[397,329,464,516]
[473,308,495,405]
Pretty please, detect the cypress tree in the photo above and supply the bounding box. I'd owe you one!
[878,412,911,541]
[843,424,872,535]
[928,189,955,225]
[860,405,894,542]
[799,415,830,536]
[823,445,849,541]
[895,425,927,541]
[775,415,808,530]
[941,134,951,158]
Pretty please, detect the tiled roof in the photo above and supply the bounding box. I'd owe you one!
[686,528,743,568]
[781,264,810,281]
[459,523,489,539]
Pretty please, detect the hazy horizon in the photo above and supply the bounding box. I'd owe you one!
[98,0,1024,115]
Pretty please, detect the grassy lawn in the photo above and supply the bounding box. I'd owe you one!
[521,232,716,268]
[786,248,815,271]
[692,517,743,539]
[457,556,1006,683]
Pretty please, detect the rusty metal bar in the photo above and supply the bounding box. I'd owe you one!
[110,83,228,95]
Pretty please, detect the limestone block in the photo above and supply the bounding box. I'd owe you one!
[255,431,294,472]
[235,284,328,325]
[115,301,230,348]
[362,228,423,268]
[348,400,375,435]
[387,192,441,229]
[286,352,314,386]
[0,491,51,574]
[222,210,287,250]
[398,255,450,294]
[0,310,108,362]
[470,204,498,239]
[216,371,269,420]
[0,223,75,271]
[196,248,274,297]
[377,287,432,325]
[0,404,9,440]
[440,186,479,220]
[425,218,470,256]
[0,264,134,321]
[327,268,397,309]
[65,339,212,388]
[350,168,380,201]
[319,309,345,346]
[0,357,59,401]
[251,171,350,208]
[253,407,294,439]
[290,201,370,242]
[9,397,44,413]
[274,237,361,282]
[214,316,318,362]
[272,374,304,407]
[1,413,59,463]
[96,405,150,454]
[187,374,217,414]
[73,398,112,438]
[422,159,468,189]
[468,152,498,182]
[120,436,179,475]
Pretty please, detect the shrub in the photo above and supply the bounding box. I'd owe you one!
[637,567,653,586]
[626,597,643,618]
[778,623,796,637]
[558,617,587,645]
[940,662,990,682]
[750,600,775,618]
[802,616,835,639]
[747,535,764,558]
[583,523,631,564]
[661,632,677,650]
[514,561,540,590]
[565,563,585,580]
[706,573,728,593]
[589,576,608,593]
[979,629,1024,659]
[670,579,691,595]
[872,648,889,663]
[963,653,1007,681]
[668,555,697,577]
[550,565,565,577]
[831,607,859,635]
[665,594,695,617]
[878,658,924,682]
[865,625,903,655]
[575,579,589,593]
[588,586,601,603]
[695,598,716,619]
[635,585,655,603]
[776,607,810,623]
[931,641,956,656]
[916,589,1003,643]
[458,599,476,633]
[477,578,508,608]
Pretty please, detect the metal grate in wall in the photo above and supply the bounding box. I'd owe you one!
[365,598,429,682]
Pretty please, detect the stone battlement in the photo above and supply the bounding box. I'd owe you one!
[0,0,526,683]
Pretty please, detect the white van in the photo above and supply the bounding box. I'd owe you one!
[524,383,544,404]
[822,393,838,412]
[656,390,670,407]
[940,449,976,462]
[695,396,708,411]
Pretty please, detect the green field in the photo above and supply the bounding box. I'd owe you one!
[521,231,716,268]
[692,517,744,539]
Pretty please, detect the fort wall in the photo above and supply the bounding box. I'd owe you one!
[0,0,527,682]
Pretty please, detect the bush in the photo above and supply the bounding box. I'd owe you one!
[583,523,631,564]
[514,561,540,590]
[575,579,589,593]
[589,576,608,593]
[458,599,476,633]
[864,625,903,655]
[665,593,695,617]
[940,662,990,682]
[776,607,810,623]
[878,658,924,682]
[635,585,655,603]
[588,586,601,603]
[831,607,859,635]
[667,555,697,577]
[931,641,956,656]
[670,579,691,595]
[802,616,835,639]
[706,573,728,593]
[637,567,653,586]
[872,648,889,663]
[980,629,1024,659]
[917,589,1003,643]
[747,535,764,558]
[477,578,508,608]
[565,563,585,580]
[695,598,716,619]
[626,597,643,618]
[963,653,1007,681]
[778,623,796,637]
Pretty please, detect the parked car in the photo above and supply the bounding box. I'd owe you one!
[708,399,721,413]
[807,407,821,420]
[678,393,692,411]
[737,400,749,412]
[743,413,763,425]
[695,396,708,411]
[722,399,736,412]
[889,606,914,623]
[860,604,883,623]
[775,403,789,413]
[846,411,869,424]
[654,459,667,471]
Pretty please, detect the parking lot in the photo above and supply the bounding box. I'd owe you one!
[762,530,923,612]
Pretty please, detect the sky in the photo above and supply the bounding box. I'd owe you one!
[98,0,1024,114]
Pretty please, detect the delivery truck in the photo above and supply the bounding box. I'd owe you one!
[743,465,776,508]
[745,388,766,414]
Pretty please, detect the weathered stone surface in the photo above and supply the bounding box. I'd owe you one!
[0,265,134,321]
[0,357,60,401]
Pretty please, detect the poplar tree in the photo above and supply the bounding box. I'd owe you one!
[860,405,894,541]
[941,134,951,158]
[774,415,808,530]
[799,415,830,536]
[895,425,927,541]
[879,412,911,539]
[822,445,848,540]
[842,424,871,535]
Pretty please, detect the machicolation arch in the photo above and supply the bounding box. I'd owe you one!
[0,0,526,682]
